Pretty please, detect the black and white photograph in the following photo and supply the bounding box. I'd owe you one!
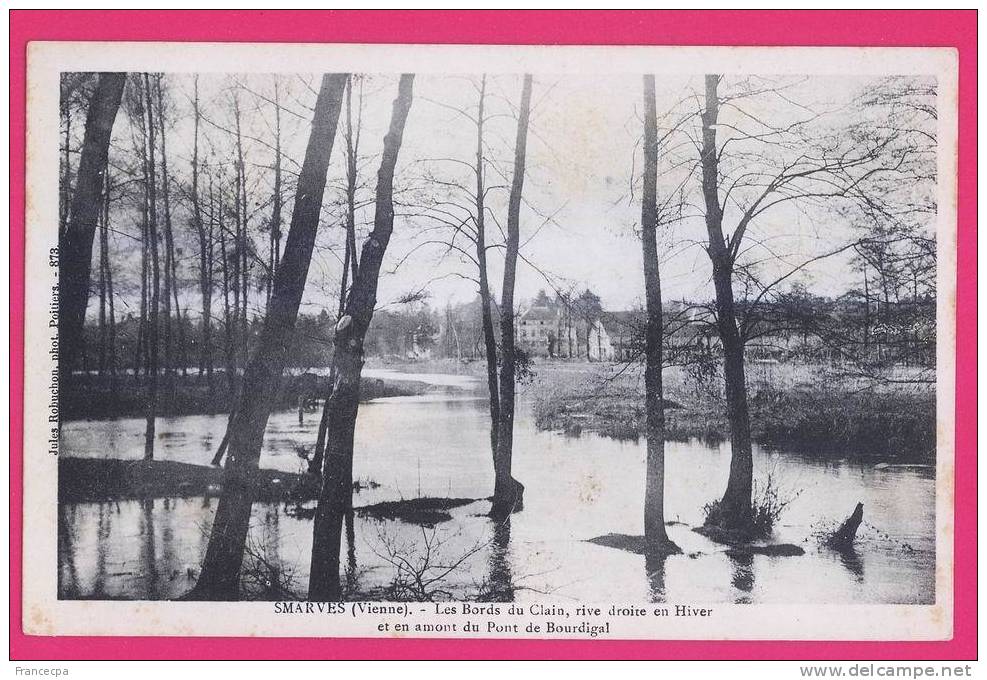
[23,42,956,640]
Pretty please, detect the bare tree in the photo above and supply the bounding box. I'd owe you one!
[188,73,348,599]
[309,74,366,478]
[697,74,910,530]
[266,79,284,310]
[142,73,162,461]
[189,76,215,392]
[817,77,938,381]
[491,74,532,519]
[412,76,505,473]
[95,174,112,376]
[474,76,503,466]
[401,75,514,493]
[309,74,416,601]
[697,74,755,527]
[641,75,679,554]
[155,76,186,381]
[233,91,250,369]
[59,72,127,378]
[218,172,236,401]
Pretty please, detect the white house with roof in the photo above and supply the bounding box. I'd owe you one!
[517,302,614,361]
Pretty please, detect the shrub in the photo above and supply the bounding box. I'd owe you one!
[751,386,935,461]
[702,473,801,540]
[749,474,801,537]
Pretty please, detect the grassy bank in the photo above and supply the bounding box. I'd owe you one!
[62,370,428,421]
[528,360,935,462]
[58,457,319,503]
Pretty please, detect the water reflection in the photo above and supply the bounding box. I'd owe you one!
[835,545,865,581]
[644,552,668,603]
[93,503,111,597]
[727,551,755,603]
[140,499,158,600]
[240,504,287,600]
[344,510,358,591]
[486,519,515,602]
[57,505,79,598]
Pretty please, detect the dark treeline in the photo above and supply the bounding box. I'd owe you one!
[75,280,935,378]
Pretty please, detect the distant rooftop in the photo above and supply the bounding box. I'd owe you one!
[520,305,559,322]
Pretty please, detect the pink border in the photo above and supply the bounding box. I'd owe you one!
[9,10,976,661]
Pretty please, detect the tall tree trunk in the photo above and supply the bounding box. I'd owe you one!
[270,82,283,310]
[59,98,72,238]
[491,74,532,519]
[641,75,677,552]
[103,181,116,378]
[308,228,350,476]
[192,77,213,391]
[474,75,501,461]
[188,73,348,600]
[205,183,215,389]
[234,101,250,368]
[308,74,415,601]
[97,182,108,377]
[567,303,573,358]
[231,176,242,386]
[308,225,352,477]
[213,179,242,466]
[862,263,871,351]
[165,161,186,379]
[59,72,126,379]
[142,74,161,461]
[220,195,236,403]
[173,234,186,376]
[309,75,363,478]
[344,75,362,287]
[136,187,147,381]
[232,147,243,373]
[700,74,753,528]
[155,77,177,380]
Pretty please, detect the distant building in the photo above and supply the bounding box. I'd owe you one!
[581,317,614,362]
[603,304,715,363]
[517,304,559,357]
[601,310,644,361]
[517,301,614,361]
[511,291,934,369]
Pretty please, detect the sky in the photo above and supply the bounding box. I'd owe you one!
[80,70,937,320]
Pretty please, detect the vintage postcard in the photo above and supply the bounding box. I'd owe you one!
[21,40,957,642]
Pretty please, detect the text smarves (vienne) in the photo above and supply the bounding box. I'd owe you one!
[272,602,713,638]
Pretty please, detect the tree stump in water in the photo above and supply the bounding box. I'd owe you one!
[827,502,864,550]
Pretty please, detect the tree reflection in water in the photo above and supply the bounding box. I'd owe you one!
[93,503,111,597]
[836,545,865,581]
[728,551,755,603]
[57,504,80,599]
[344,509,358,592]
[139,498,158,600]
[645,552,669,603]
[485,518,515,602]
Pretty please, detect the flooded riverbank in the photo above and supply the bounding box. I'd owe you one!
[60,367,439,420]
[58,369,935,604]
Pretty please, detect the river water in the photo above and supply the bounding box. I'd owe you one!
[58,369,935,604]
